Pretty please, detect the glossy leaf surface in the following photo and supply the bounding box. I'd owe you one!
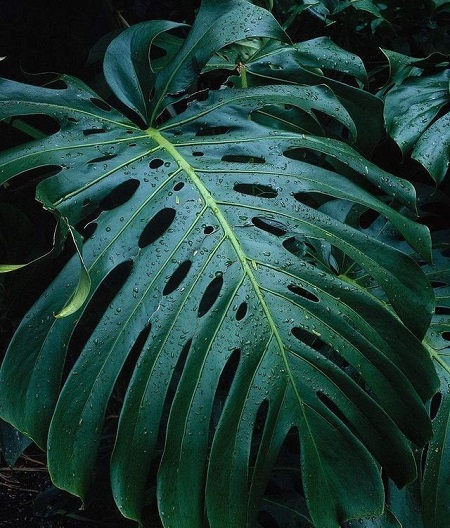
[384,68,450,184]
[422,244,450,528]
[0,8,440,528]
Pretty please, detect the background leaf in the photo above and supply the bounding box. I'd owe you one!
[384,69,450,184]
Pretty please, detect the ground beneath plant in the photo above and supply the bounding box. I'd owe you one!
[0,449,134,528]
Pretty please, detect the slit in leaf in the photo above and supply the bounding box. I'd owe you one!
[113,323,152,407]
[7,165,62,191]
[287,283,319,303]
[441,331,450,341]
[87,153,117,164]
[430,391,442,420]
[160,338,193,439]
[234,183,278,198]
[45,79,69,89]
[249,399,269,468]
[317,391,353,431]
[64,260,133,376]
[83,128,106,136]
[252,217,287,237]
[222,155,265,164]
[435,306,450,315]
[210,348,241,435]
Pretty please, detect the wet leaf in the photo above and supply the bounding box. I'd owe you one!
[0,9,439,528]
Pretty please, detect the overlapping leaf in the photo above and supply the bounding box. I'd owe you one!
[421,242,450,528]
[384,64,450,184]
[220,38,384,154]
[0,6,440,528]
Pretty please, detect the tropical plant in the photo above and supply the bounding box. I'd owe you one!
[0,0,445,527]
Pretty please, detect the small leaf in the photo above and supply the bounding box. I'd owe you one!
[149,0,290,123]
[104,20,187,124]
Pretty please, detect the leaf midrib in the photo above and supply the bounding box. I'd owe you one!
[147,127,333,494]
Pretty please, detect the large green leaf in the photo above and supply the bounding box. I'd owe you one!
[0,7,439,528]
[384,67,450,184]
[421,243,450,528]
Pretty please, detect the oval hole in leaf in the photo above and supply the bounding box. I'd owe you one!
[234,184,278,198]
[149,158,164,169]
[210,348,241,434]
[204,226,214,235]
[192,151,204,157]
[90,97,112,112]
[138,208,176,249]
[163,260,192,296]
[252,217,287,237]
[431,281,447,288]
[292,326,330,355]
[442,331,450,341]
[287,283,319,303]
[222,155,265,164]
[249,399,269,467]
[235,302,248,321]
[198,275,224,317]
[99,179,140,211]
[173,182,184,191]
[64,260,133,375]
[83,128,106,136]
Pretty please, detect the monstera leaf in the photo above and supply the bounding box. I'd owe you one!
[0,2,439,527]
[206,35,384,155]
[420,241,450,528]
[384,57,450,184]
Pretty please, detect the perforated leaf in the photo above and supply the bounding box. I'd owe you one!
[421,243,450,528]
[0,9,439,528]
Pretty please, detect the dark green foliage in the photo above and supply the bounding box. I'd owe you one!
[0,1,449,527]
